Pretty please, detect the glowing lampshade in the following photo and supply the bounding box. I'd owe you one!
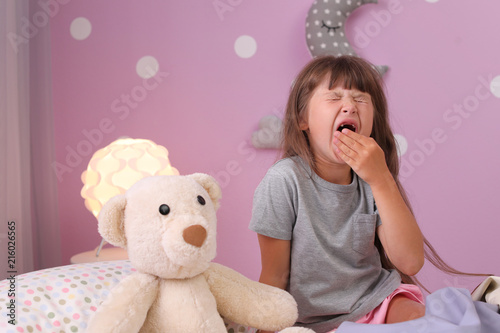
[81,138,179,218]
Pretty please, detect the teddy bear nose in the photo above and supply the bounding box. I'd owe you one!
[182,225,207,248]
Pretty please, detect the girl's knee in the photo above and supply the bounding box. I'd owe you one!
[385,295,425,324]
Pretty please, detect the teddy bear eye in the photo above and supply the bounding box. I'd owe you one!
[197,195,206,205]
[159,204,170,215]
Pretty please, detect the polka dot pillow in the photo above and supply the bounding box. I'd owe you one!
[0,260,255,333]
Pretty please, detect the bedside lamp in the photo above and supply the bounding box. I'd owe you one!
[72,138,179,263]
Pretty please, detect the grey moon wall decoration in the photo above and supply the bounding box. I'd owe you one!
[305,0,388,75]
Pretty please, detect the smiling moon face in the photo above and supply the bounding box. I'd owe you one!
[306,0,388,75]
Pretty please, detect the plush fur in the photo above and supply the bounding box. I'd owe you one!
[87,173,313,333]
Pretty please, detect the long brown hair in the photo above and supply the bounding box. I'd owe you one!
[281,55,487,291]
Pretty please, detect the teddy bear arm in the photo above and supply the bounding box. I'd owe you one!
[87,273,159,333]
[203,263,298,332]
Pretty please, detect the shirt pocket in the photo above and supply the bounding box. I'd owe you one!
[352,214,377,256]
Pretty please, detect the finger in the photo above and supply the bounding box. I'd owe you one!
[334,129,362,151]
[334,144,353,164]
[338,128,370,145]
[333,137,357,163]
[335,145,359,170]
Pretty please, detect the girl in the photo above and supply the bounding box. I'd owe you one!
[249,55,427,332]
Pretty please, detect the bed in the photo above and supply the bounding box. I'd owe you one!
[1,260,499,333]
[0,260,255,333]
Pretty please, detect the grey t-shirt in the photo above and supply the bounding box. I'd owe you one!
[249,157,401,332]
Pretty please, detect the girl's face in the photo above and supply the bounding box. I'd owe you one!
[300,77,374,166]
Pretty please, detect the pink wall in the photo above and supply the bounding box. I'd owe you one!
[50,0,500,293]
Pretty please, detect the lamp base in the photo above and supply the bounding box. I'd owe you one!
[70,246,128,264]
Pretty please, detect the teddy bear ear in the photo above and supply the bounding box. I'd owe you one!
[189,173,222,211]
[97,194,127,248]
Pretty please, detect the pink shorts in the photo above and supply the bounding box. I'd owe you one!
[328,284,425,332]
[354,283,425,324]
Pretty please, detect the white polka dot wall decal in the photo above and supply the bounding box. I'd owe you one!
[70,17,92,40]
[425,0,439,3]
[394,134,408,156]
[234,35,257,59]
[136,56,159,79]
[490,75,500,98]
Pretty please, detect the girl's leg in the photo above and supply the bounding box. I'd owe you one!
[385,294,425,323]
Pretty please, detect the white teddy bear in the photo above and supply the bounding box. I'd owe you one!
[87,173,313,333]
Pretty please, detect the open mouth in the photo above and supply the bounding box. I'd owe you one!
[337,124,356,132]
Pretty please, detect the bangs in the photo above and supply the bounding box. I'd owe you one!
[326,56,380,94]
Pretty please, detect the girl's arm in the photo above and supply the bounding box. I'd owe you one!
[371,174,424,276]
[257,234,291,290]
[333,129,424,276]
[256,234,291,333]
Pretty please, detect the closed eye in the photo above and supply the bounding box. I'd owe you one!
[352,93,371,103]
[321,20,340,33]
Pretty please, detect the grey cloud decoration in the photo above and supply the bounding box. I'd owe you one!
[251,115,283,149]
